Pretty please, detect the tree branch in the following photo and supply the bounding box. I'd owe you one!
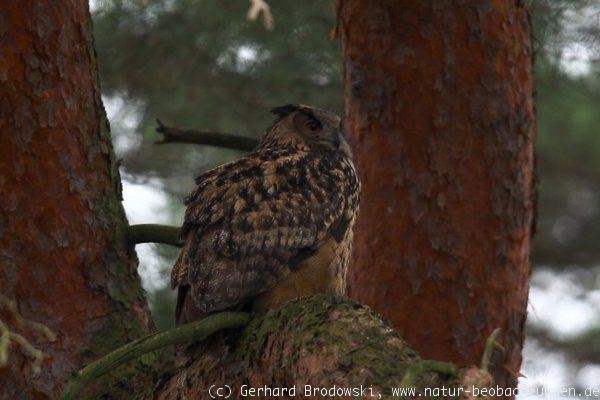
[155,119,258,152]
[151,295,494,400]
[125,224,182,247]
[61,312,251,400]
[247,0,274,30]
[63,295,496,399]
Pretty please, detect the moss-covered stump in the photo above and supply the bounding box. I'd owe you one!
[155,295,492,399]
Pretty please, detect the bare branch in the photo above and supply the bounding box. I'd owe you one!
[125,224,182,247]
[155,119,258,152]
[247,0,274,30]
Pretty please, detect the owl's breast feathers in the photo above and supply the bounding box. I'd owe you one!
[171,147,360,322]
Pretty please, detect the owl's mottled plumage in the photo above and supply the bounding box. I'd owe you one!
[171,104,360,323]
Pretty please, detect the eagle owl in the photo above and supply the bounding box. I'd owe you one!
[171,104,360,323]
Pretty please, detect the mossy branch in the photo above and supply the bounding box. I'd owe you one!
[155,119,258,152]
[61,311,251,400]
[126,224,182,247]
[63,296,496,399]
[154,295,491,399]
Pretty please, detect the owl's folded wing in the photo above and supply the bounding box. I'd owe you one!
[171,153,345,314]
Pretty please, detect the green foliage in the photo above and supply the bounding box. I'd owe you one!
[533,65,600,265]
[94,0,341,179]
[531,1,600,266]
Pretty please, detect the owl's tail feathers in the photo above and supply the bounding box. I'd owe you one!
[171,239,201,324]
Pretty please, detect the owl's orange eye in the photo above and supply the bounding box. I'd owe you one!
[307,120,322,133]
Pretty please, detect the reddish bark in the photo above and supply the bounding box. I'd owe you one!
[0,1,152,398]
[338,0,536,391]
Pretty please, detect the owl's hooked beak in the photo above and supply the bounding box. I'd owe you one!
[335,120,348,148]
[336,122,353,157]
[333,131,341,148]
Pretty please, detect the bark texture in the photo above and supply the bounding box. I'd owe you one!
[338,0,536,391]
[0,1,153,398]
[154,295,491,400]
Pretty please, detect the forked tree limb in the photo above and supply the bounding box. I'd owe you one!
[125,224,182,247]
[155,119,258,152]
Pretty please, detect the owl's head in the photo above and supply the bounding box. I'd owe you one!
[259,104,352,157]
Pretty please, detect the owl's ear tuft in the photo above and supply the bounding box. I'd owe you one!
[271,104,301,119]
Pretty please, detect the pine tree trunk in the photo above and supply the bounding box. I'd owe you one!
[0,1,153,398]
[337,0,536,392]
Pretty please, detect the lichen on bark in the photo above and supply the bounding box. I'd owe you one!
[154,295,490,400]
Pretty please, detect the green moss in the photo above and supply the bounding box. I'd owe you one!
[226,295,463,399]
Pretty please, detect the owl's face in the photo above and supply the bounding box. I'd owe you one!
[261,104,352,157]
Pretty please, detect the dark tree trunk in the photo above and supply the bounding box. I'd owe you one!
[0,1,153,398]
[337,0,536,392]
